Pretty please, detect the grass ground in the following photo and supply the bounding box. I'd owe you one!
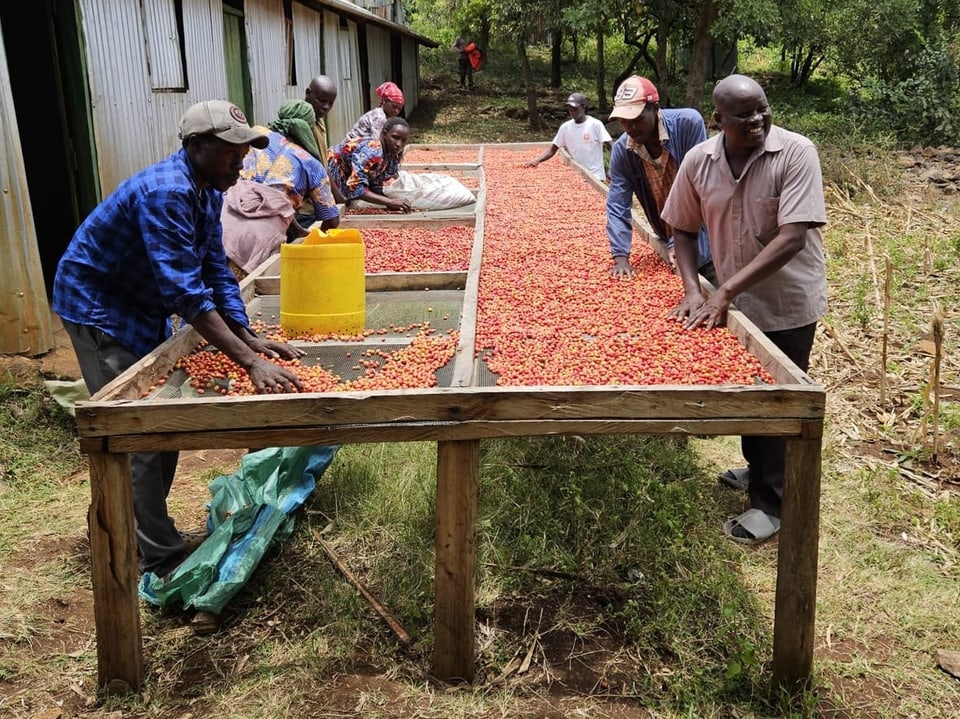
[1,58,959,718]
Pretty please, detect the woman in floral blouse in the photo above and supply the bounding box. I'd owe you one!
[327,116,412,213]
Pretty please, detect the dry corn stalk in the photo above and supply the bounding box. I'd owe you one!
[931,307,943,463]
[881,256,892,407]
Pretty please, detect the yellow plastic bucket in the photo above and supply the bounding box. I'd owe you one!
[280,227,365,336]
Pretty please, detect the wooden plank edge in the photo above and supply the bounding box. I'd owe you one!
[85,417,811,453]
[450,165,485,387]
[400,162,480,171]
[341,215,476,229]
[92,327,202,402]
[254,272,468,296]
[726,311,814,386]
[404,142,484,151]
[481,142,553,151]
[75,384,825,438]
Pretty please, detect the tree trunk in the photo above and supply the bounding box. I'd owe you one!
[655,22,670,105]
[683,0,719,110]
[596,22,607,112]
[551,27,562,88]
[479,14,490,55]
[518,36,541,130]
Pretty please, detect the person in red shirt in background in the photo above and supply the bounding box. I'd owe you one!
[453,36,475,90]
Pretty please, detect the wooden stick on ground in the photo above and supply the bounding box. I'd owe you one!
[309,526,412,645]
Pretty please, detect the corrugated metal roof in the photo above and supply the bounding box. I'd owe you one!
[298,0,438,47]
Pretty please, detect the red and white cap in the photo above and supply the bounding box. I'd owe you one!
[609,76,660,120]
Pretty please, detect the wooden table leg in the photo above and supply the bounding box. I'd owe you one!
[772,423,823,692]
[88,451,143,693]
[433,439,479,682]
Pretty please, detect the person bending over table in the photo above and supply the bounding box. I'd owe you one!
[53,100,305,582]
[524,92,612,182]
[605,75,715,283]
[327,116,413,213]
[222,99,340,274]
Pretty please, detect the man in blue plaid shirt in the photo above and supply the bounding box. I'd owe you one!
[53,100,305,579]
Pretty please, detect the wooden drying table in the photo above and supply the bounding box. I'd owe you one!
[74,144,824,696]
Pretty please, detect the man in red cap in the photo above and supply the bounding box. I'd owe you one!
[524,92,613,182]
[605,76,715,283]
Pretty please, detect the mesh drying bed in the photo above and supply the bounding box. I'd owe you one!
[249,290,463,336]
[147,290,465,400]
[149,340,457,400]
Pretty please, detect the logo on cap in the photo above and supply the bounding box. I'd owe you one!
[229,105,247,124]
[614,85,654,104]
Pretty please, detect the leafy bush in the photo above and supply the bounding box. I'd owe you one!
[849,40,960,146]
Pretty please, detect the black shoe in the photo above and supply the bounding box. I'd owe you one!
[157,554,187,584]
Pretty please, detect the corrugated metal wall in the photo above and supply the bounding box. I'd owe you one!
[79,0,228,195]
[402,36,419,112]
[292,2,324,99]
[77,0,420,193]
[365,25,391,106]
[323,13,362,146]
[0,23,54,355]
[244,0,288,125]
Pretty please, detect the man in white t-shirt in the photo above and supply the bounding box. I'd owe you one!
[525,93,613,181]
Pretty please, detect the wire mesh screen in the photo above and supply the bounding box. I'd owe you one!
[250,290,463,337]
[148,289,465,399]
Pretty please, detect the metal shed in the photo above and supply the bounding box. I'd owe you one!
[0,0,436,356]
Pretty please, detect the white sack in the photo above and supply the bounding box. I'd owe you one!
[383,171,475,210]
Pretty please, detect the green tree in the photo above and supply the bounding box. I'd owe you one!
[563,1,617,110]
[489,0,551,129]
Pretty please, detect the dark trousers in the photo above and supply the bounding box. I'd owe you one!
[698,260,719,288]
[742,322,817,518]
[62,320,186,576]
[458,58,474,88]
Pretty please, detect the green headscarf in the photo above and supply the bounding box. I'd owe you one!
[267,100,321,159]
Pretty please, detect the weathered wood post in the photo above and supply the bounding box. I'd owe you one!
[433,439,480,682]
[88,451,143,693]
[772,422,823,691]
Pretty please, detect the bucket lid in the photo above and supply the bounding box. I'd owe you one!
[304,227,363,245]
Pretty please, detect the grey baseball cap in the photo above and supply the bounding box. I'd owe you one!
[565,93,588,107]
[179,100,269,148]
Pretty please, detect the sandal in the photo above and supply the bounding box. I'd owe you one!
[723,509,780,546]
[179,528,209,554]
[717,467,750,492]
[190,611,220,635]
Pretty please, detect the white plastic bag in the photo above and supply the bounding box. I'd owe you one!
[383,171,475,210]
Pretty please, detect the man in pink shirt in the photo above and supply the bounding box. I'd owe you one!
[663,74,827,545]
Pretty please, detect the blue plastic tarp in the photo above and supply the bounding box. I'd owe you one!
[139,444,338,615]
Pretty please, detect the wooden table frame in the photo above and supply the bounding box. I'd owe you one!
[75,143,824,696]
